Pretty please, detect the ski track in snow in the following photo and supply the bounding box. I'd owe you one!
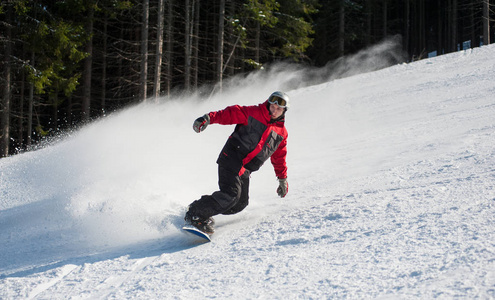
[1,45,495,299]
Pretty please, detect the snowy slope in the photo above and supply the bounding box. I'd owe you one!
[1,44,495,299]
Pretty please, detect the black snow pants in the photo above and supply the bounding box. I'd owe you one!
[187,165,251,219]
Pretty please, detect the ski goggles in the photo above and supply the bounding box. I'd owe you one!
[268,95,288,108]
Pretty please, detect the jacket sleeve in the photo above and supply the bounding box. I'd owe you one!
[208,105,249,125]
[271,137,288,179]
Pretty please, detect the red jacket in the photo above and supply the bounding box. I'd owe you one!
[208,101,288,179]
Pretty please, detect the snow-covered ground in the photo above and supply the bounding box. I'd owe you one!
[1,43,495,299]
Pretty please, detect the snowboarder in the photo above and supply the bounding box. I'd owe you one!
[184,91,290,235]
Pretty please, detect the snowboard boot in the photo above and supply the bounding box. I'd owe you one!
[184,211,215,234]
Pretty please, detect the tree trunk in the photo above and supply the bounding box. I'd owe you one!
[117,25,123,100]
[184,0,191,91]
[193,0,200,89]
[382,0,387,38]
[165,0,174,97]
[101,15,107,113]
[366,0,372,46]
[255,22,260,63]
[27,52,34,148]
[1,4,12,157]
[153,0,165,100]
[404,0,410,56]
[217,0,225,91]
[140,0,149,101]
[483,0,490,45]
[451,0,457,51]
[225,1,236,76]
[419,0,425,55]
[82,3,94,121]
[338,1,345,57]
[437,0,442,54]
[18,69,25,150]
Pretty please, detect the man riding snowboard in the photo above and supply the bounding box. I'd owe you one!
[184,91,290,234]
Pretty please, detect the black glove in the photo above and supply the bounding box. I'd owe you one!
[277,178,288,198]
[193,114,210,133]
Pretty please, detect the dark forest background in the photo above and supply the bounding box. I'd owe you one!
[1,0,494,157]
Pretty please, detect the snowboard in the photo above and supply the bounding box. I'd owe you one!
[182,225,211,242]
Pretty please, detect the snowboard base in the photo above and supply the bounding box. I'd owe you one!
[182,226,211,242]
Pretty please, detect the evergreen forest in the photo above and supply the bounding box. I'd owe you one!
[1,0,494,156]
